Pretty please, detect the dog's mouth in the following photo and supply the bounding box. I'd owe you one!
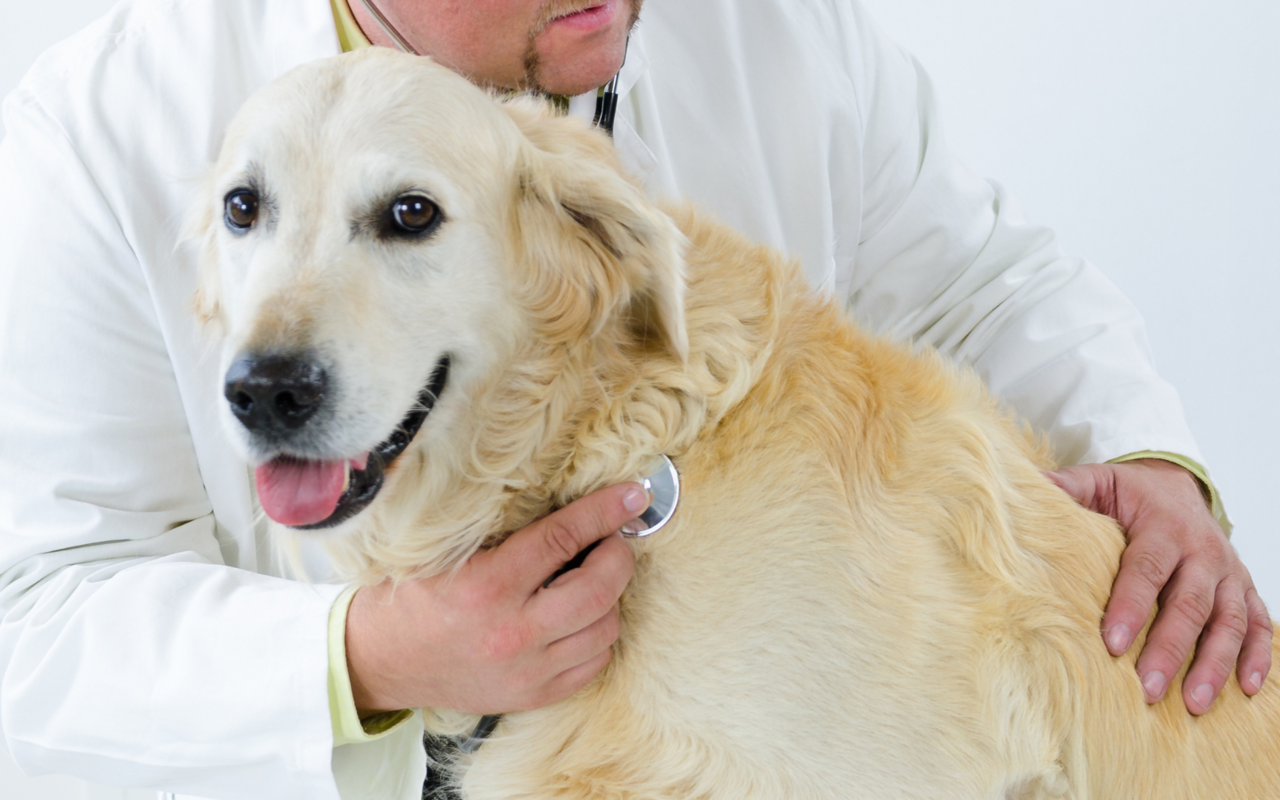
[254,356,451,530]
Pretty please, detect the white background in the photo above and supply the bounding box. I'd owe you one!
[2,0,1277,796]
[855,0,1280,611]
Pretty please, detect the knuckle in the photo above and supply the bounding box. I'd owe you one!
[1246,588,1273,628]
[595,536,636,584]
[1259,628,1276,651]
[1167,586,1215,628]
[524,680,562,711]
[612,537,638,575]
[1216,598,1250,641]
[540,517,589,566]
[1144,636,1191,674]
[1253,617,1276,645]
[1122,548,1171,591]
[1247,611,1276,647]
[509,681,543,712]
[583,581,617,616]
[1198,534,1228,564]
[1198,646,1239,685]
[593,611,621,650]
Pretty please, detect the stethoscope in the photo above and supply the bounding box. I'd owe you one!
[355,0,625,135]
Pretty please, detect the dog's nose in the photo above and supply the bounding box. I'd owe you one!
[224,355,328,433]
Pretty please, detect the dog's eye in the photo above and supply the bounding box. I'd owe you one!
[224,190,259,231]
[391,195,439,234]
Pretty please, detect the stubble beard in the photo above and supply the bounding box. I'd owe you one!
[519,0,643,94]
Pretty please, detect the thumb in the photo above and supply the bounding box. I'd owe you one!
[1045,464,1100,511]
[501,483,650,593]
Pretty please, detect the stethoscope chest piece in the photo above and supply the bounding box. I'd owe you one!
[621,454,680,538]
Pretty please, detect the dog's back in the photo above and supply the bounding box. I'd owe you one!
[452,206,1280,800]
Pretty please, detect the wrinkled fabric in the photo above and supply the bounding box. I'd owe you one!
[0,0,1201,798]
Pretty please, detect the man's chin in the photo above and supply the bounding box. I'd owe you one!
[527,0,639,96]
[529,42,626,96]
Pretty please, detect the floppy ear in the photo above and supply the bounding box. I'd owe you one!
[502,99,688,362]
[180,176,226,331]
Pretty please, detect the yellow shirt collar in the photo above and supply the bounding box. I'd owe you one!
[331,0,372,52]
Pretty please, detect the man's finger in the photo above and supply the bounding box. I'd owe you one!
[543,648,615,709]
[1238,587,1273,696]
[1134,567,1216,703]
[1181,582,1250,714]
[545,604,622,670]
[1102,538,1179,657]
[1045,465,1099,511]
[531,533,634,642]
[499,483,649,594]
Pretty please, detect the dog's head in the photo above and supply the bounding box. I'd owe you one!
[186,48,689,578]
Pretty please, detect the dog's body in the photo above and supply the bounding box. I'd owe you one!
[191,49,1280,799]
[448,206,1280,800]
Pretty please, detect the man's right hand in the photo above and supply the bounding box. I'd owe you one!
[345,483,647,716]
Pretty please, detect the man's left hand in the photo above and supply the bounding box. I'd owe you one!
[1048,459,1272,714]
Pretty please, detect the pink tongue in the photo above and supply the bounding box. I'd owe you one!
[255,457,347,527]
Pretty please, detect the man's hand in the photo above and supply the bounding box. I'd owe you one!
[1048,459,1272,714]
[344,483,648,716]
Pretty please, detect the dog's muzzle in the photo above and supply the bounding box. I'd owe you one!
[225,354,451,529]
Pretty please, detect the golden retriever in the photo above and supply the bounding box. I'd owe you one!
[188,47,1280,799]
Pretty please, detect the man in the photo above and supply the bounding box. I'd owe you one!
[0,1,1269,798]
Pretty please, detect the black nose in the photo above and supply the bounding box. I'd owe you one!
[224,355,328,433]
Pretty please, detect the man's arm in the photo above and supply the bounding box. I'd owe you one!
[0,84,356,798]
[833,0,1269,710]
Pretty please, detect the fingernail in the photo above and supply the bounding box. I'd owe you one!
[1045,469,1072,489]
[1191,683,1214,709]
[1142,671,1166,700]
[1106,624,1131,654]
[1249,671,1263,692]
[623,488,649,515]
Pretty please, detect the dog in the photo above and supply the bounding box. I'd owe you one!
[187,47,1280,799]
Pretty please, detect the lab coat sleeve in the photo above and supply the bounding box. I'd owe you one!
[0,86,358,800]
[835,0,1203,468]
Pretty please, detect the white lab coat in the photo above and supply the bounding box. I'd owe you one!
[0,0,1203,798]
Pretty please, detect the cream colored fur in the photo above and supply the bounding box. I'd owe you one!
[191,49,1280,799]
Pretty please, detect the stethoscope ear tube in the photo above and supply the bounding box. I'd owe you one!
[593,73,621,135]
[355,0,421,55]
[592,36,629,136]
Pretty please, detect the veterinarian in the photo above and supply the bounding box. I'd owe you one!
[0,1,1270,799]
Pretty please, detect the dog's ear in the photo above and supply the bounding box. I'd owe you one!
[180,176,225,331]
[502,99,688,362]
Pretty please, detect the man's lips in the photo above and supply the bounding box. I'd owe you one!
[547,1,616,33]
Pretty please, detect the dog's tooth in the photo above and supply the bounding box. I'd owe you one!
[342,463,351,493]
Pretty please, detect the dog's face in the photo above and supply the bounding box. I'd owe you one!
[188,49,686,570]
